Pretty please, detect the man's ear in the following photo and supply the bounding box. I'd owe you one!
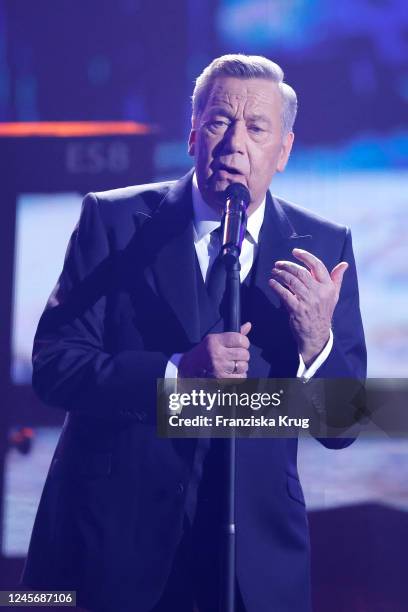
[277,131,294,173]
[188,128,196,157]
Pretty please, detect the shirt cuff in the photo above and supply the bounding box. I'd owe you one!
[163,354,183,399]
[297,330,334,381]
[165,353,183,379]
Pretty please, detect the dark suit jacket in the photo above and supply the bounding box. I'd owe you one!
[22,170,366,612]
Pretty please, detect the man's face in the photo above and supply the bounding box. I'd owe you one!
[188,76,294,215]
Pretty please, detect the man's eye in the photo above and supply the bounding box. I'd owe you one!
[248,125,264,133]
[208,119,229,131]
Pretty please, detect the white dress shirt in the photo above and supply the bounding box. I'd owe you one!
[165,173,333,381]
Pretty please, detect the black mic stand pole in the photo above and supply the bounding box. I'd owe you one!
[219,244,241,612]
[218,182,249,612]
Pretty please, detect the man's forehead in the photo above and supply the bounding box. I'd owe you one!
[207,77,279,105]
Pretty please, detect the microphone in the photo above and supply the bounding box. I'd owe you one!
[221,182,251,259]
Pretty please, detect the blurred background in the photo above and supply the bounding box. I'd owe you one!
[0,0,407,610]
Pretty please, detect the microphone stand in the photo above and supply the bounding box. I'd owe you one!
[219,246,241,612]
[218,183,249,612]
[210,183,251,612]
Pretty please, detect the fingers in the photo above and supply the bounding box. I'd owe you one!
[240,321,252,336]
[207,350,250,378]
[237,360,249,374]
[267,251,347,364]
[274,261,314,290]
[219,332,250,362]
[201,325,252,378]
[270,267,310,300]
[180,322,253,379]
[273,252,348,297]
[268,277,298,310]
[224,359,249,377]
[225,347,250,362]
[223,331,250,350]
[292,248,330,283]
[330,261,348,293]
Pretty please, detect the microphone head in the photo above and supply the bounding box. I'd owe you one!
[224,182,250,208]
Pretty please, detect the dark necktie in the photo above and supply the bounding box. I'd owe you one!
[206,227,227,319]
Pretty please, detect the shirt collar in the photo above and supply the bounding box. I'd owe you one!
[192,171,265,244]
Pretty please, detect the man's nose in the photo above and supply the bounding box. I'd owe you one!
[222,120,246,155]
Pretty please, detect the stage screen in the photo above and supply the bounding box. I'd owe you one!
[11,192,83,385]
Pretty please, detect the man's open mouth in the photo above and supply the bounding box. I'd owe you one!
[215,164,242,176]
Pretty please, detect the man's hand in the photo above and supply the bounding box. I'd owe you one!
[178,322,252,378]
[269,248,348,366]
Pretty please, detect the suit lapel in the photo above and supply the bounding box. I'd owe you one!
[147,170,201,345]
[252,191,313,310]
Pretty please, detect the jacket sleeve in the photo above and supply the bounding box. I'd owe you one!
[311,228,367,448]
[32,193,168,422]
[316,227,366,380]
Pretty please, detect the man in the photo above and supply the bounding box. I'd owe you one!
[22,55,366,611]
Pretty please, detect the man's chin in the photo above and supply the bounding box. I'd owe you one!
[197,179,224,209]
[200,176,247,212]
[206,177,243,201]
